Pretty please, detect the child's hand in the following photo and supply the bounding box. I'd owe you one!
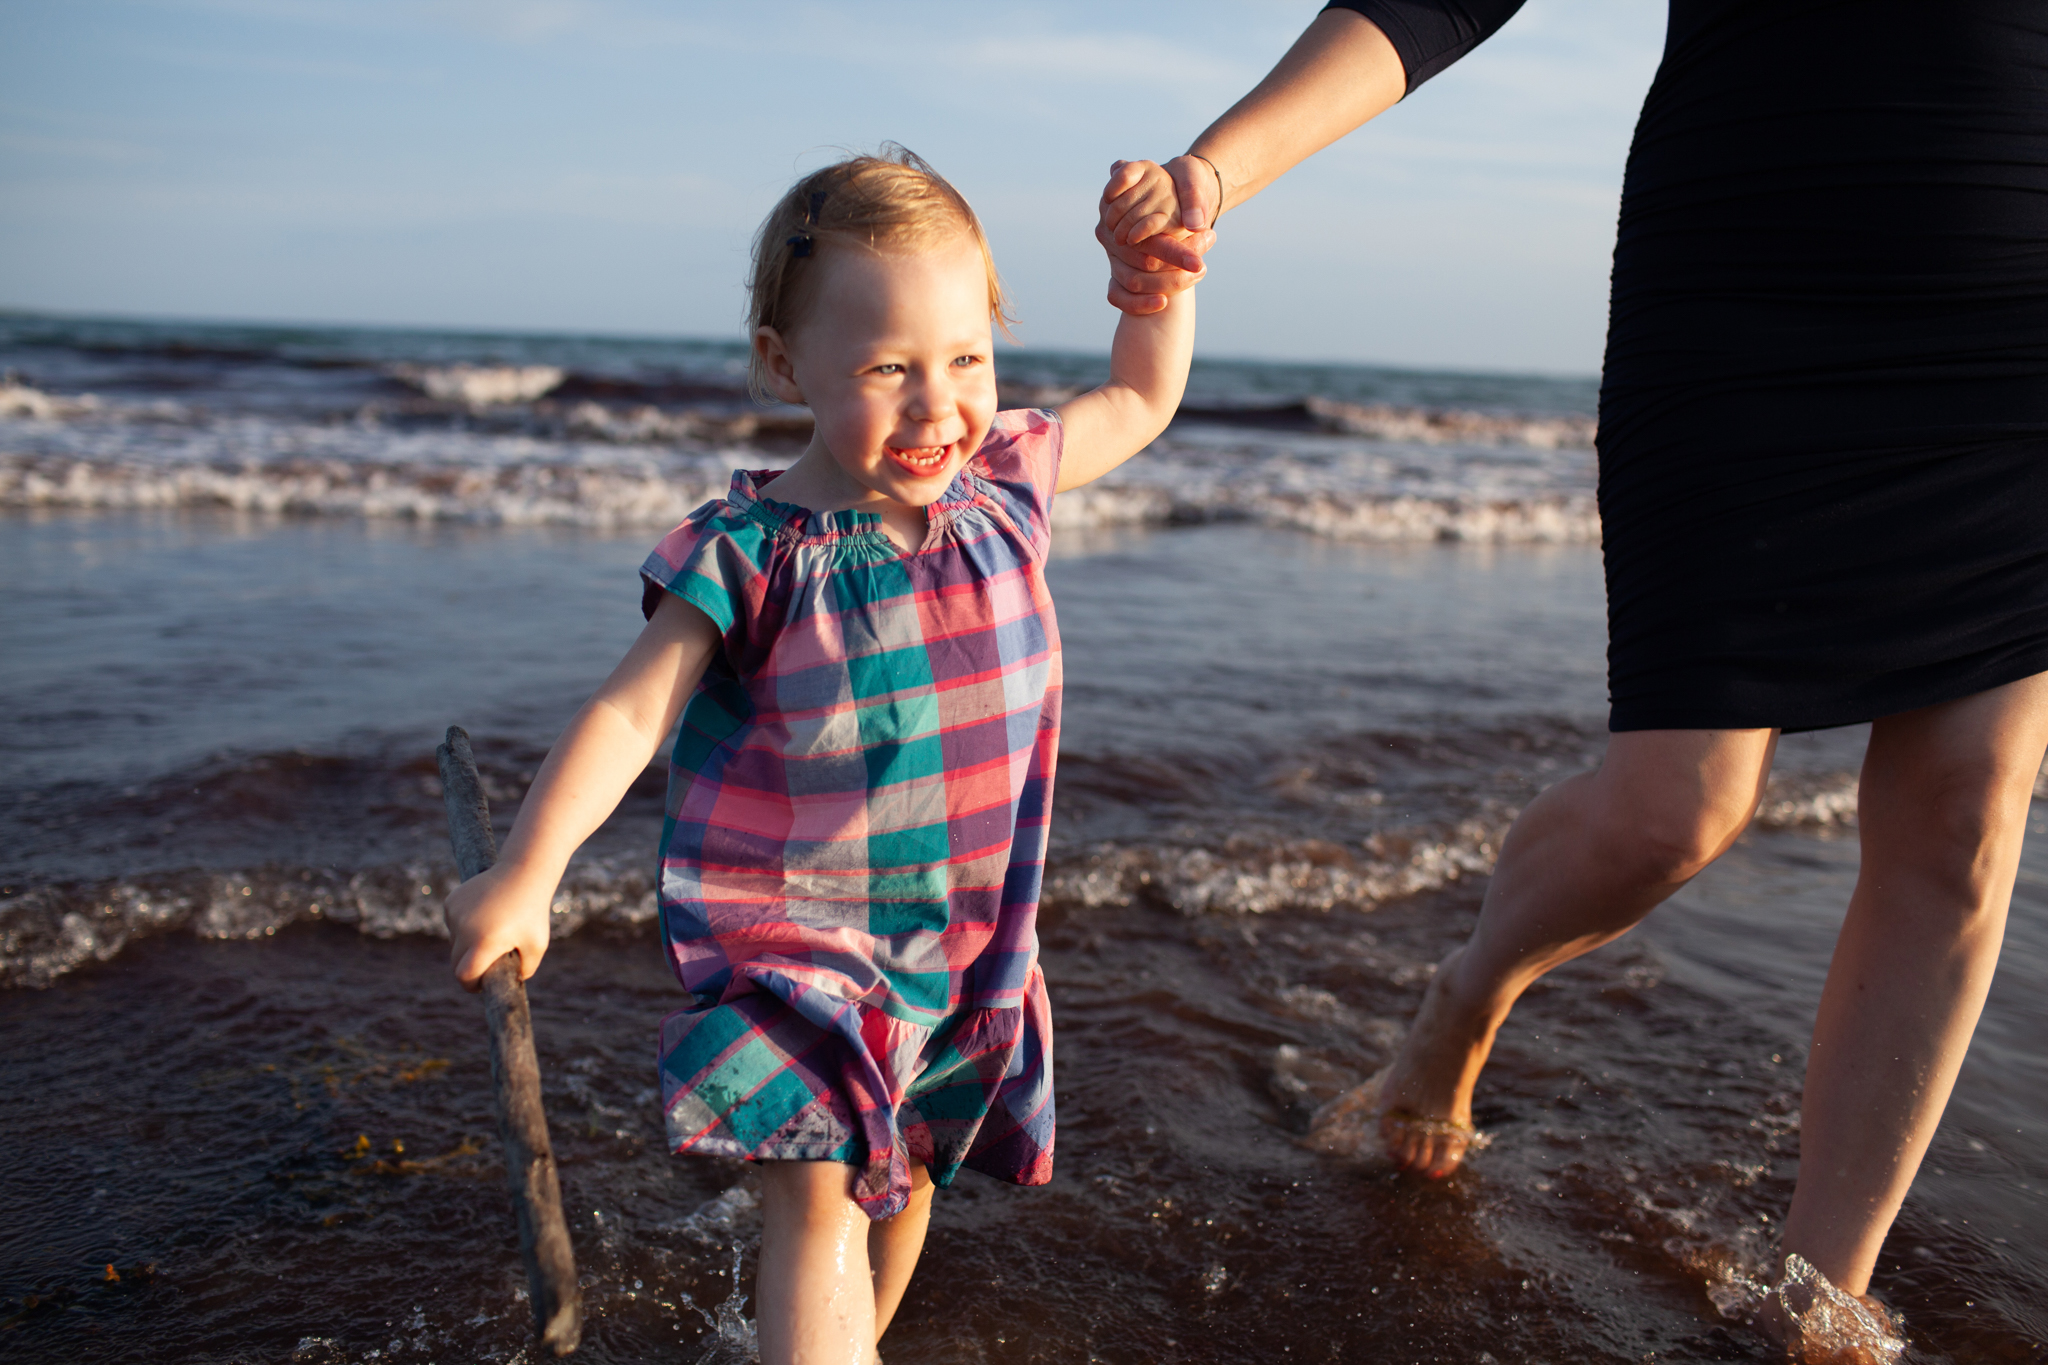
[1100,159,1191,249]
[445,860,554,991]
[1097,158,1216,315]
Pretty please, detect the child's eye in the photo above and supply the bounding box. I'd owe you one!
[872,363,905,376]
[952,355,984,368]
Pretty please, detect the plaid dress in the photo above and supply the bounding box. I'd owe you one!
[638,409,1061,1219]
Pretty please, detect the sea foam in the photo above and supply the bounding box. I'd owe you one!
[2,379,1604,541]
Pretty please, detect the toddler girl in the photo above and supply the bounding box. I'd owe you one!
[446,147,1197,1364]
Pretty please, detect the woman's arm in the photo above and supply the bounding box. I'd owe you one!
[1196,8,1410,222]
[1096,9,1406,308]
[444,591,720,989]
[1100,1,1526,310]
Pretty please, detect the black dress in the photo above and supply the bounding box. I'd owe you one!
[1330,0,2048,731]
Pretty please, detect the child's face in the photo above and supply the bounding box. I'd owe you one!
[758,233,997,510]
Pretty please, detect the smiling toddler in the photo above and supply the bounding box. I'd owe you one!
[445,146,1196,1364]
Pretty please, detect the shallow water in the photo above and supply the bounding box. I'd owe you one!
[5,507,2044,1362]
[4,309,2045,1365]
[6,842,2047,1362]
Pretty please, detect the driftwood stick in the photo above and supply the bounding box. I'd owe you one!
[437,725,583,1356]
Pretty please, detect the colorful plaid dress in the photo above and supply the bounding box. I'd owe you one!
[637,409,1061,1219]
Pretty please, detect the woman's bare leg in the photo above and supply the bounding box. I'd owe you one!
[757,1162,878,1365]
[1375,727,1779,1176]
[1778,674,2048,1296]
[868,1163,933,1341]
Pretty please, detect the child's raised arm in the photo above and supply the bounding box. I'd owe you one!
[1055,164,1200,492]
[444,592,720,989]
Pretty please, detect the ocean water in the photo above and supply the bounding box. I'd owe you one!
[2,315,2043,1363]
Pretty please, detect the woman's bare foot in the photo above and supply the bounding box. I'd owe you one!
[1374,947,1500,1178]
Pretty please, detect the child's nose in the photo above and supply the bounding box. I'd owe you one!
[906,373,958,424]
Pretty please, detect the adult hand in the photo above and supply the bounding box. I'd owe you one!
[1097,156,1221,315]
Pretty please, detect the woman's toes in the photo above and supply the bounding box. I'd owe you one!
[1380,1115,1417,1169]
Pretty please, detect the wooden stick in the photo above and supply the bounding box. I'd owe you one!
[436,725,583,1356]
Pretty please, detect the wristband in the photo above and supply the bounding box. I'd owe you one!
[1185,152,1225,216]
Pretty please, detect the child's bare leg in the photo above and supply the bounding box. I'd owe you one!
[868,1163,933,1340]
[1374,727,1777,1176]
[757,1161,877,1365]
[1776,674,2048,1299]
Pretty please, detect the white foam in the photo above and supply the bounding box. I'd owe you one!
[2,388,1603,541]
[0,453,734,528]
[0,854,658,989]
[1044,815,1509,918]
[1305,396,1594,450]
[1753,774,1860,831]
[0,379,100,420]
[388,363,565,406]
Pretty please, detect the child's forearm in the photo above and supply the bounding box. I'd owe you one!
[1105,286,1195,442]
[492,595,716,891]
[445,594,716,986]
[443,695,665,988]
[1054,286,1196,491]
[493,696,668,885]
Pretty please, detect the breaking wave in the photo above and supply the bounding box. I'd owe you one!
[0,854,659,990]
[1,808,1520,990]
[0,451,736,528]
[2,373,1603,541]
[386,363,565,406]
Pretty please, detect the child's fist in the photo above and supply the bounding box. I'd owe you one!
[444,861,552,992]
[1097,157,1216,315]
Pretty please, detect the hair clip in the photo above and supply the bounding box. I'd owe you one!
[787,189,827,258]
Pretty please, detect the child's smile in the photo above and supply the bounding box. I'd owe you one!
[887,443,954,475]
[752,234,998,547]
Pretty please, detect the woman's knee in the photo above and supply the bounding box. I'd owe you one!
[1863,754,2034,899]
[1598,800,1751,884]
[1586,733,1769,883]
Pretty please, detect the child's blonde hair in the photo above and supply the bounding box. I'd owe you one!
[747,144,1012,400]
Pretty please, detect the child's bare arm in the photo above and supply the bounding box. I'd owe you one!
[1055,215,1197,491]
[444,592,719,989]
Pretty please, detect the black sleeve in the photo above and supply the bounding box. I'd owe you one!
[1322,0,1529,95]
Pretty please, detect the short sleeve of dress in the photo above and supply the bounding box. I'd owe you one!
[969,408,1064,558]
[638,501,763,634]
[1323,0,1528,95]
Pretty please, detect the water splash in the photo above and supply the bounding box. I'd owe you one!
[1772,1254,1906,1364]
[681,1243,758,1365]
[1704,1255,1906,1363]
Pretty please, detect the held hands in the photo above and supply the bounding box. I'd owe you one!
[1097,156,1221,315]
[445,859,553,992]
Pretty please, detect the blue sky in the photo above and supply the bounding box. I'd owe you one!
[0,1,1666,373]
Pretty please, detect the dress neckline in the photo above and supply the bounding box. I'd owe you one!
[728,466,978,551]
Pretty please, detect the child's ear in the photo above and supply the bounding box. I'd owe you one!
[753,326,806,405]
